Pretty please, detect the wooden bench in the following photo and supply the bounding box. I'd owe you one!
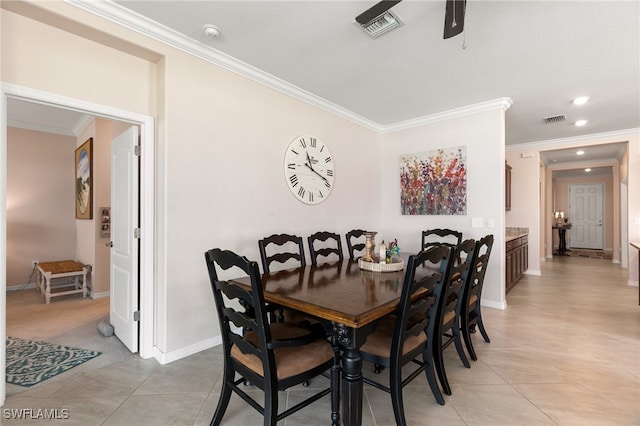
[36,260,88,304]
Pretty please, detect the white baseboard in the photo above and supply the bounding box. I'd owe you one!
[628,280,639,288]
[524,269,541,276]
[153,335,223,365]
[6,283,37,291]
[90,291,110,299]
[482,299,506,310]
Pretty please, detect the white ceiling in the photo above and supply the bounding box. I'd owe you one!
[7,0,639,170]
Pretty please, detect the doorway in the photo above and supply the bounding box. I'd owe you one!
[569,183,604,249]
[1,83,155,404]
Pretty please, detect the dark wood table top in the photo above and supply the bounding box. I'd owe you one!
[231,260,407,328]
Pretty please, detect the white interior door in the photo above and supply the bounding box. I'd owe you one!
[569,183,604,249]
[110,126,139,352]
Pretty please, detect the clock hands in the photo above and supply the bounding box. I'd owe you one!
[305,162,329,183]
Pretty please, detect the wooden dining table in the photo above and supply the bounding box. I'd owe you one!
[230,258,409,426]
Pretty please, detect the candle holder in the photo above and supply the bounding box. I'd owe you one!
[362,231,377,263]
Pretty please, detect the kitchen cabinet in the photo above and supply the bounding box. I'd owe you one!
[506,234,528,293]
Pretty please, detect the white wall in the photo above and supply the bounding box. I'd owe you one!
[505,150,541,275]
[381,108,508,309]
[159,49,382,353]
[6,127,77,286]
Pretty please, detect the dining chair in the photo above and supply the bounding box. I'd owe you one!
[359,245,452,422]
[461,234,494,361]
[345,229,367,260]
[204,248,340,426]
[307,231,344,265]
[258,233,306,273]
[421,228,463,251]
[434,238,476,397]
[258,233,307,324]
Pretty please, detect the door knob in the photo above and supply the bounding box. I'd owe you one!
[106,241,113,247]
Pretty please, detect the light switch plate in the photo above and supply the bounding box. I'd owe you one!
[472,217,484,228]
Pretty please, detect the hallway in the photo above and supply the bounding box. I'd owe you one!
[3,255,639,425]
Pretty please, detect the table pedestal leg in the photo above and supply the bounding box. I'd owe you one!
[342,346,363,426]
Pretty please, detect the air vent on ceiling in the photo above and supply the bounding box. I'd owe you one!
[543,114,566,124]
[358,10,404,39]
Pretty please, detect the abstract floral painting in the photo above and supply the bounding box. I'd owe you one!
[400,146,467,215]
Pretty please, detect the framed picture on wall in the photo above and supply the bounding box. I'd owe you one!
[75,137,93,219]
[100,207,111,237]
[399,145,467,215]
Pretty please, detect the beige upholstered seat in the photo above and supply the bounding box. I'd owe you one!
[231,323,334,380]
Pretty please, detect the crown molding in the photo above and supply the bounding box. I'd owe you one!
[506,128,640,152]
[72,114,95,136]
[382,98,513,133]
[64,1,515,135]
[63,0,384,132]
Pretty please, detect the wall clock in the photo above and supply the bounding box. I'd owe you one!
[284,135,335,204]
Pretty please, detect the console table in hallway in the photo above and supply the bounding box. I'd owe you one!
[553,224,572,256]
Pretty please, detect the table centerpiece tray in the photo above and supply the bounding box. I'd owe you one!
[358,257,404,273]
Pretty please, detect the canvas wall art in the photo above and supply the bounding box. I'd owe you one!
[75,138,93,219]
[400,145,467,215]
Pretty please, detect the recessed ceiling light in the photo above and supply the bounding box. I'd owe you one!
[575,119,588,127]
[572,96,589,105]
[576,150,585,155]
[585,168,591,172]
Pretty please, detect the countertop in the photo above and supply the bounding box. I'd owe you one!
[506,227,528,242]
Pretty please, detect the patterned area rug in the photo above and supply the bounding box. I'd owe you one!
[565,249,613,259]
[6,337,101,387]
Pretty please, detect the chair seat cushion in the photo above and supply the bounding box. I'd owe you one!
[468,294,478,306]
[360,316,427,359]
[442,310,455,326]
[231,323,333,380]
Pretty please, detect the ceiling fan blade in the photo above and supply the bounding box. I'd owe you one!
[443,0,466,39]
[356,0,403,24]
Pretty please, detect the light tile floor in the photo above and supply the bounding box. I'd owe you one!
[3,255,639,425]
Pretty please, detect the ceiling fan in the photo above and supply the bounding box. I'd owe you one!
[355,0,467,39]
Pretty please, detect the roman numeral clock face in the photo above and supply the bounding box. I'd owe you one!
[284,135,335,205]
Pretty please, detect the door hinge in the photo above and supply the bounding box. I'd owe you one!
[133,310,140,322]
[134,228,141,239]
[134,145,141,156]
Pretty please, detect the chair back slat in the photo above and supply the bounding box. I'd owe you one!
[308,231,344,265]
[345,229,367,260]
[258,233,306,273]
[421,228,463,251]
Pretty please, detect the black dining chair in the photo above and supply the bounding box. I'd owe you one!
[421,228,463,251]
[359,245,452,422]
[307,231,344,265]
[204,248,340,426]
[258,233,307,324]
[461,234,494,361]
[345,229,367,260]
[258,233,306,273]
[434,238,476,397]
